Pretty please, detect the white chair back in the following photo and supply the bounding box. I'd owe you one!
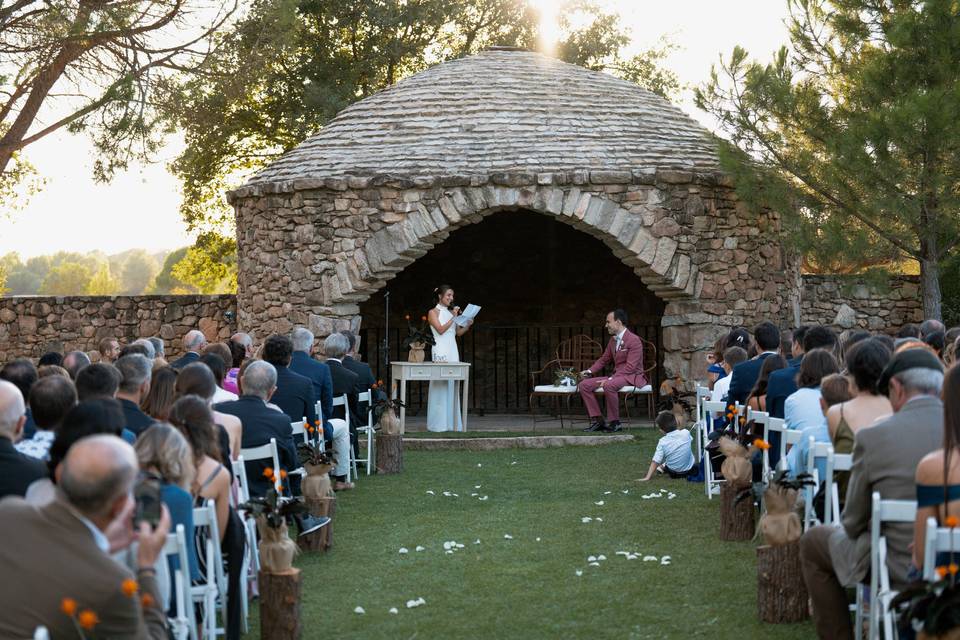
[701,400,740,499]
[332,394,350,425]
[240,438,282,493]
[162,524,195,640]
[806,441,833,530]
[869,492,917,640]
[190,500,223,639]
[823,451,853,526]
[291,419,307,445]
[922,516,960,581]
[355,390,375,476]
[33,627,49,640]
[692,385,712,463]
[765,418,787,468]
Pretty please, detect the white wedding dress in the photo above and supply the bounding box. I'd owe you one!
[427,304,462,432]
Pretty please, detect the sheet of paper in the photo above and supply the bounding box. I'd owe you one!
[454,303,481,327]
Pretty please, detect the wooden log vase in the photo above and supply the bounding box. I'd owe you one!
[757,541,809,623]
[376,433,403,474]
[719,481,755,541]
[259,568,303,640]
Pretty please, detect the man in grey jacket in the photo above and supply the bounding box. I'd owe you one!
[799,348,944,639]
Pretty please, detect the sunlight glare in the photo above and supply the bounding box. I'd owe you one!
[530,0,561,55]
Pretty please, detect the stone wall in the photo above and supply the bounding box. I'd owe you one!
[0,295,236,362]
[229,170,801,384]
[799,275,923,332]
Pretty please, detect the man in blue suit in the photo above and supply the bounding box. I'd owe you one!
[765,325,809,421]
[289,327,334,440]
[261,334,317,427]
[726,321,782,405]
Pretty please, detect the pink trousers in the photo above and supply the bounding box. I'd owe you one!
[578,375,630,422]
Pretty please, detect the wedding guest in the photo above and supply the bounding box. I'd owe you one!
[800,348,944,639]
[637,411,694,481]
[176,362,240,459]
[132,338,156,359]
[261,334,317,426]
[920,318,946,339]
[290,326,334,438]
[767,325,837,420]
[578,308,645,433]
[323,333,361,490]
[168,394,245,640]
[37,351,63,367]
[897,323,921,339]
[784,349,840,477]
[147,337,165,361]
[141,366,177,421]
[0,435,170,639]
[1,358,38,438]
[16,374,76,460]
[827,338,893,451]
[710,346,747,405]
[200,351,238,403]
[223,339,246,395]
[817,373,854,511]
[115,354,155,437]
[706,338,726,390]
[913,364,960,570]
[924,330,946,359]
[75,363,120,401]
[726,321,781,405]
[62,350,91,380]
[37,364,70,379]
[0,380,47,499]
[169,330,206,370]
[119,343,150,359]
[427,285,474,431]
[98,336,121,363]
[746,353,788,412]
[341,329,381,417]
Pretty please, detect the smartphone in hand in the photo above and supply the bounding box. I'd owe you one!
[133,476,162,530]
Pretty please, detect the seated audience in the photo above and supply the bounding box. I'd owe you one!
[913,364,960,570]
[76,362,120,401]
[638,411,694,481]
[119,343,149,359]
[341,329,381,416]
[827,337,893,455]
[816,373,854,512]
[168,394,245,640]
[132,338,156,359]
[924,330,946,360]
[800,348,944,639]
[17,374,76,460]
[38,364,70,379]
[1,357,38,438]
[920,318,946,340]
[62,350,91,380]
[767,325,838,420]
[176,363,240,459]
[784,349,840,477]
[0,379,47,499]
[38,351,63,367]
[746,353,788,412]
[262,334,317,426]
[115,354,155,436]
[726,320,781,405]
[141,366,177,422]
[200,350,238,403]
[289,327,333,439]
[0,435,170,639]
[898,323,921,339]
[710,346,747,405]
[323,332,362,490]
[706,338,726,390]
[147,337,165,361]
[134,424,200,582]
[223,339,247,395]
[98,336,121,363]
[170,330,207,370]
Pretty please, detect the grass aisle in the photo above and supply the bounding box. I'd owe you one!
[245,432,814,639]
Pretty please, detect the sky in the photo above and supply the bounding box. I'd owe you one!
[0,0,792,259]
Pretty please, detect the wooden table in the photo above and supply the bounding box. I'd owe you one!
[391,361,470,433]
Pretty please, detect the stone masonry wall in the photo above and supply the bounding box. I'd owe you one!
[0,295,236,362]
[800,275,923,332]
[229,169,800,384]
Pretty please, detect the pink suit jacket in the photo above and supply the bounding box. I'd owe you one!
[588,330,647,388]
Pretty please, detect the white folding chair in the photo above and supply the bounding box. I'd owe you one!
[701,400,733,499]
[868,492,917,640]
[33,627,49,640]
[746,408,770,480]
[692,385,712,464]
[162,524,195,640]
[192,499,226,639]
[291,419,307,445]
[231,456,256,633]
[822,451,853,526]
[332,394,354,482]
[805,440,833,531]
[356,390,375,476]
[922,515,960,580]
[240,439,282,493]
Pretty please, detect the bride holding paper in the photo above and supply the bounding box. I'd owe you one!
[426,284,477,431]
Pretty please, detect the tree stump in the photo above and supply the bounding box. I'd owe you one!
[757,542,809,623]
[259,568,302,640]
[298,495,336,552]
[376,433,403,474]
[719,481,755,541]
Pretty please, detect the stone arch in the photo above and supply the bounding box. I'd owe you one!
[336,184,701,307]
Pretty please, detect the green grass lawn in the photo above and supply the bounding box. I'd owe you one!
[244,431,814,639]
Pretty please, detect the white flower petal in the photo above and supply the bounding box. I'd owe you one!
[643,555,658,562]
[455,543,464,548]
[595,517,603,522]
[581,517,592,523]
[604,491,612,495]
[587,555,597,562]
[503,534,513,540]
[446,550,454,554]
[627,554,638,560]
[389,607,398,614]
[536,537,541,542]
[398,547,408,554]
[589,562,600,567]
[415,545,425,552]
[595,501,604,506]
[597,554,606,561]
[354,606,365,614]
[621,490,629,494]
[470,493,478,497]
[477,463,482,467]
[575,569,583,577]
[426,490,435,495]
[475,485,482,489]
[474,539,481,544]
[443,541,453,550]
[615,551,629,556]
[661,557,672,565]
[479,496,488,501]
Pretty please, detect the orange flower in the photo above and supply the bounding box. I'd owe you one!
[727,404,735,412]
[753,439,771,451]
[279,469,288,479]
[726,413,734,420]
[141,593,156,609]
[121,579,139,597]
[936,566,949,579]
[61,597,78,617]
[946,515,959,528]
[262,467,274,479]
[739,416,747,425]
[78,609,99,630]
[950,563,960,576]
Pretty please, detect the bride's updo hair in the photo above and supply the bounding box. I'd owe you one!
[433,284,453,306]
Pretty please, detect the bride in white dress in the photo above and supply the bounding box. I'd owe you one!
[426,285,473,431]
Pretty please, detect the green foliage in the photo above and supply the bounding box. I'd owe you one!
[148,247,197,294]
[695,0,960,318]
[86,264,120,296]
[39,262,94,295]
[166,0,681,234]
[119,250,159,295]
[171,232,237,294]
[1,249,173,296]
[942,253,960,327]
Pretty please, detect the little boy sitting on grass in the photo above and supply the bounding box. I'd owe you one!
[638,411,695,481]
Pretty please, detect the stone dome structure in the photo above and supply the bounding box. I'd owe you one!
[229,48,801,391]
[244,48,720,187]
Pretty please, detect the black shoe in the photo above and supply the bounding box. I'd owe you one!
[583,419,605,432]
[298,515,331,537]
[606,420,622,432]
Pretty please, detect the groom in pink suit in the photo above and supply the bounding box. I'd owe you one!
[579,309,646,432]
